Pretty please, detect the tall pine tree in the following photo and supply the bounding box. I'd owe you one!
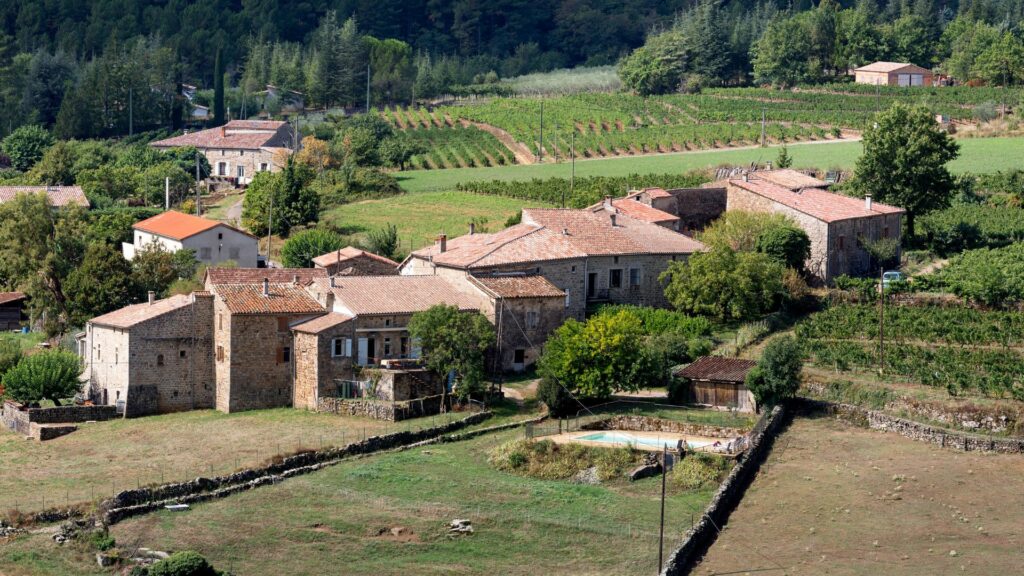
[213,47,225,125]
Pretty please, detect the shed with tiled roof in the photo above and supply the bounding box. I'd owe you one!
[0,291,26,331]
[674,356,757,413]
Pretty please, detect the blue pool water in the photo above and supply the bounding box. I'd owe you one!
[576,431,711,450]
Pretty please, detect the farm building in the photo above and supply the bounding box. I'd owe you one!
[853,62,933,86]
[312,247,399,276]
[0,292,27,331]
[674,357,757,413]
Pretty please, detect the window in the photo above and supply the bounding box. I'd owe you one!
[838,236,845,250]
[629,268,641,287]
[525,310,540,330]
[613,256,619,264]
[609,269,622,289]
[571,265,577,273]
[179,350,186,358]
[400,337,408,357]
[883,226,890,239]
[513,349,526,365]
[237,165,245,179]
[564,289,570,309]
[199,247,212,260]
[218,232,223,240]
[229,247,240,259]
[259,162,269,172]
[384,318,392,327]
[216,346,224,361]
[332,338,344,357]
[383,338,392,356]
[281,347,291,363]
[217,162,227,176]
[157,354,164,366]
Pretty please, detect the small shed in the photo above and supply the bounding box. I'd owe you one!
[853,62,933,87]
[674,356,757,413]
[0,292,27,331]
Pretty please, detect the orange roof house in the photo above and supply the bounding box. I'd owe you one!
[125,211,260,267]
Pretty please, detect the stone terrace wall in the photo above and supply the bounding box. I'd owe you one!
[317,395,447,421]
[582,415,748,439]
[796,398,1024,454]
[661,405,789,576]
[2,401,118,434]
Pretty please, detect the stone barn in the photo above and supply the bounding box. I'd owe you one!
[674,357,758,413]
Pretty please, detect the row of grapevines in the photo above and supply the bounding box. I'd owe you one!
[796,304,1024,346]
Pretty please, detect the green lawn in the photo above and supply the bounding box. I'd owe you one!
[102,428,714,575]
[322,190,553,252]
[397,136,1024,193]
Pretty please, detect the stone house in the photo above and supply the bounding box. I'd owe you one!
[674,356,757,413]
[0,186,89,208]
[468,275,566,372]
[311,246,399,276]
[853,62,933,86]
[124,210,260,267]
[150,120,294,187]
[400,207,705,321]
[0,292,26,331]
[588,195,680,231]
[83,292,215,417]
[620,186,727,234]
[715,170,904,283]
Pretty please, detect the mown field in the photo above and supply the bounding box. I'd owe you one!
[697,416,1024,575]
[396,136,1024,193]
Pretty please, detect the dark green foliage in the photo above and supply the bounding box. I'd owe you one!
[213,49,225,126]
[242,159,319,237]
[147,551,221,576]
[86,208,162,246]
[366,223,399,260]
[65,243,136,327]
[1,350,81,405]
[661,247,786,321]
[593,304,712,338]
[775,144,793,169]
[456,172,708,209]
[537,378,574,416]
[667,376,689,405]
[931,243,1024,306]
[755,225,811,271]
[0,339,21,383]
[747,335,803,409]
[87,531,116,552]
[2,125,53,171]
[408,305,495,399]
[131,244,197,299]
[280,229,346,268]
[919,204,1024,254]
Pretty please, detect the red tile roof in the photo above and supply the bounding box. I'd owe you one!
[595,199,679,225]
[0,292,26,306]
[637,187,672,199]
[0,186,89,208]
[311,246,398,268]
[133,211,228,240]
[315,276,485,316]
[149,120,292,150]
[471,275,566,299]
[292,312,354,334]
[216,283,325,315]
[89,294,195,329]
[730,179,903,223]
[674,356,756,382]
[753,169,828,190]
[204,267,328,287]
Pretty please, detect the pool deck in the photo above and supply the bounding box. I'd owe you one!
[547,430,743,453]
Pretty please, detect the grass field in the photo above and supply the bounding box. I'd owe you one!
[396,136,1024,193]
[321,190,553,252]
[697,416,1024,575]
[98,427,715,575]
[0,408,471,514]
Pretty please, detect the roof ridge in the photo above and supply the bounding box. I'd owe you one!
[462,223,546,267]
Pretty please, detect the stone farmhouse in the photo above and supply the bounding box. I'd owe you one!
[400,207,705,321]
[150,120,294,187]
[0,185,89,208]
[312,246,399,276]
[123,210,260,267]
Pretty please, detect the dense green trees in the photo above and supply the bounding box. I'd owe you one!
[1,349,82,405]
[280,229,346,268]
[661,247,786,321]
[745,336,803,409]
[407,305,495,400]
[242,159,319,237]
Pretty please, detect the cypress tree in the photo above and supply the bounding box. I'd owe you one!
[213,48,225,125]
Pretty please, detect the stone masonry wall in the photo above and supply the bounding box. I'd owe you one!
[321,255,398,276]
[666,188,727,233]
[493,295,566,371]
[582,415,749,439]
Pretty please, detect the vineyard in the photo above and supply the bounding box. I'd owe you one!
[919,203,1024,254]
[454,171,709,208]
[798,304,1024,400]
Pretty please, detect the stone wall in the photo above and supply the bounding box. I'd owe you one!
[2,401,118,440]
[491,294,566,371]
[317,394,448,421]
[796,398,1024,454]
[826,213,903,280]
[204,147,280,186]
[661,405,789,576]
[582,415,749,439]
[666,188,727,233]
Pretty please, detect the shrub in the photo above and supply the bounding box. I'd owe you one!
[537,378,574,417]
[2,125,53,171]
[87,531,116,552]
[667,376,689,405]
[747,335,803,409]
[147,551,221,576]
[593,305,712,338]
[280,228,346,268]
[671,452,731,490]
[755,225,811,271]
[661,247,786,321]
[0,339,21,383]
[1,350,81,406]
[488,438,641,481]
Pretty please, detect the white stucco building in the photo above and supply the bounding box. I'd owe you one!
[123,210,260,267]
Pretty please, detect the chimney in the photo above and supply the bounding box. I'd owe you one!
[330,276,337,288]
[610,213,617,227]
[438,234,447,253]
[262,278,270,296]
[469,222,476,235]
[742,172,749,182]
[865,194,873,211]
[292,274,299,285]
[562,228,569,236]
[603,195,613,210]
[220,126,226,137]
[147,291,155,305]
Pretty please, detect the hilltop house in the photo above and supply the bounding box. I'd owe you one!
[400,207,705,320]
[853,62,933,87]
[123,211,260,267]
[312,246,399,276]
[0,186,89,208]
[149,120,294,187]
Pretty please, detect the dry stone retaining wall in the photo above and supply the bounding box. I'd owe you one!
[2,401,118,439]
[582,415,748,439]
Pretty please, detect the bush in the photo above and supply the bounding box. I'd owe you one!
[593,305,712,339]
[2,125,53,171]
[455,172,708,210]
[661,247,786,321]
[671,452,731,490]
[667,376,689,405]
[0,339,22,384]
[147,551,221,576]
[1,350,81,405]
[931,243,1024,305]
[537,378,574,416]
[280,228,346,268]
[488,438,642,481]
[747,335,803,409]
[756,225,811,271]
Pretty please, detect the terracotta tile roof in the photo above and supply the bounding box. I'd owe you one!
[0,292,26,306]
[311,246,398,268]
[411,209,703,270]
[637,187,672,199]
[598,199,680,224]
[854,61,927,73]
[0,186,89,208]
[314,276,485,316]
[133,211,227,240]
[216,283,325,315]
[674,356,756,383]
[88,294,195,329]
[730,179,903,223]
[753,169,828,190]
[149,120,292,150]
[471,275,566,299]
[292,312,354,334]
[204,267,328,287]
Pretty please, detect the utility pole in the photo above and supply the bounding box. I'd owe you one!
[266,189,274,267]
[164,177,170,211]
[760,107,766,148]
[568,128,575,209]
[129,87,134,137]
[878,266,885,373]
[194,152,201,216]
[658,445,668,572]
[538,100,544,163]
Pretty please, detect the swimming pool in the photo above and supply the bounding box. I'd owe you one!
[576,431,713,450]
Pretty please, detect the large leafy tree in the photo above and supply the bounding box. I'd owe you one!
[752,16,814,87]
[745,335,803,410]
[408,305,495,401]
[661,247,785,321]
[537,309,657,400]
[2,124,53,172]
[972,32,1024,86]
[64,243,136,326]
[853,103,960,238]
[2,349,82,406]
[131,244,197,299]
[280,228,346,268]
[241,158,318,237]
